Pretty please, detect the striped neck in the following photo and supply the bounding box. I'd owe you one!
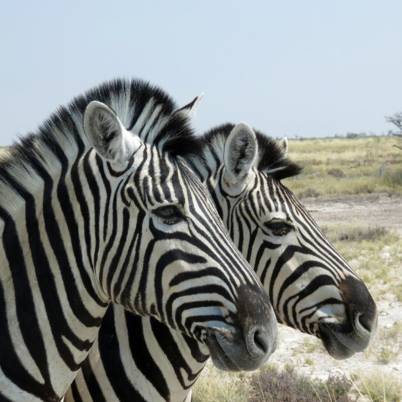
[0,145,113,398]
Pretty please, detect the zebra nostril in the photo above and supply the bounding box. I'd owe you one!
[340,276,377,333]
[252,327,269,355]
[355,311,376,333]
[245,325,273,358]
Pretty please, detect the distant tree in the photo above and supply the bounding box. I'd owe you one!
[346,132,367,139]
[386,112,402,136]
[386,112,402,150]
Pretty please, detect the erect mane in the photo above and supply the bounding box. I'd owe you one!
[201,123,302,180]
[0,78,203,177]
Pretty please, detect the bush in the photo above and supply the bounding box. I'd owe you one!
[297,188,321,198]
[322,225,389,242]
[352,371,402,402]
[327,168,346,178]
[249,365,352,402]
[383,169,402,187]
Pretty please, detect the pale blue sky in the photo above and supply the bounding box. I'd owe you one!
[1,0,402,144]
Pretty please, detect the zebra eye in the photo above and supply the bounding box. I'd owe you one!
[264,220,293,236]
[153,205,185,225]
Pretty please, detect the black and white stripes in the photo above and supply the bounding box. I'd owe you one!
[66,120,377,402]
[0,80,276,401]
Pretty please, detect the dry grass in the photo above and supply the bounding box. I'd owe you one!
[350,371,402,402]
[193,364,354,402]
[192,366,251,402]
[248,365,352,402]
[192,363,402,402]
[365,321,402,365]
[383,169,402,188]
[285,136,402,197]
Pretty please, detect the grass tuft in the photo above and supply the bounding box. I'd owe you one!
[192,366,250,402]
[383,169,402,188]
[351,371,402,402]
[248,365,352,402]
[193,363,402,402]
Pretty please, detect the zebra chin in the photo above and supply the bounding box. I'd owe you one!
[318,313,377,359]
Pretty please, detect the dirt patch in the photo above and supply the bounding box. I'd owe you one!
[303,193,402,235]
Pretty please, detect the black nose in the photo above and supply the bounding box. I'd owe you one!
[340,276,377,332]
[356,309,376,332]
[248,326,270,355]
[237,285,277,358]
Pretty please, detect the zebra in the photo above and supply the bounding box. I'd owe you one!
[66,119,377,402]
[0,80,278,402]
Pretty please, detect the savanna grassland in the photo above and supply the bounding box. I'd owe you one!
[287,136,402,198]
[193,136,402,402]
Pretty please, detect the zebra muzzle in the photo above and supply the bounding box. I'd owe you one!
[318,275,378,359]
[206,284,278,371]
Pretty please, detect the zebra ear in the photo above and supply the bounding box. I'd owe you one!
[173,94,203,118]
[84,101,141,166]
[223,123,258,193]
[278,137,288,156]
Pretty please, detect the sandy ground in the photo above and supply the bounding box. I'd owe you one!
[304,193,402,235]
[269,193,402,383]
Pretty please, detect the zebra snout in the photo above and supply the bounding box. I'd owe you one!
[318,275,378,359]
[236,284,277,360]
[340,275,377,335]
[206,284,277,371]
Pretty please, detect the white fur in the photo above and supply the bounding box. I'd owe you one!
[84,101,142,167]
[222,122,258,195]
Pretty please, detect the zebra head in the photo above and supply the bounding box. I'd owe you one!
[193,123,377,359]
[82,100,277,371]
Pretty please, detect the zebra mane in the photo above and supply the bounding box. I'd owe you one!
[0,79,203,211]
[2,79,202,170]
[201,124,302,180]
